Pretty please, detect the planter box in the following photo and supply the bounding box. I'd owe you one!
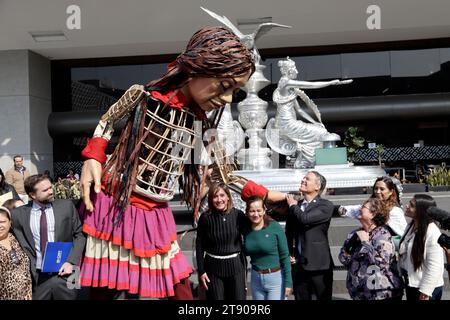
[428,185,450,192]
[327,187,369,195]
[315,147,347,165]
[402,183,426,193]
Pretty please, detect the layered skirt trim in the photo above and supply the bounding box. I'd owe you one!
[80,236,192,298]
[79,191,192,298]
[80,191,177,258]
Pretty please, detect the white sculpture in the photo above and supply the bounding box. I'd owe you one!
[266,57,352,168]
[201,105,245,163]
[200,6,291,64]
[201,6,291,170]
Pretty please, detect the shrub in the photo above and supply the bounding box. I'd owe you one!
[343,127,365,162]
[426,163,450,186]
[53,178,81,199]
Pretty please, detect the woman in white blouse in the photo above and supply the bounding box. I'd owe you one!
[399,194,444,300]
[339,176,407,237]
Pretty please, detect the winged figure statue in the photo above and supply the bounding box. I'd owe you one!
[201,6,291,63]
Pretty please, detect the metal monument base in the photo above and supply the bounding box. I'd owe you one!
[237,147,273,170]
[234,163,386,193]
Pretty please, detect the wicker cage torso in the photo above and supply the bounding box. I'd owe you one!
[128,101,198,202]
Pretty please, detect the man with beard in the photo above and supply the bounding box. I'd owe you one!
[11,174,86,299]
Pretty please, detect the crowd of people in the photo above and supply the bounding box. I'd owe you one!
[194,170,449,301]
[1,23,449,301]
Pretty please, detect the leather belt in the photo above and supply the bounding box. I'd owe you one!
[253,266,281,274]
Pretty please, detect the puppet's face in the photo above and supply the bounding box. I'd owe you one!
[185,71,251,112]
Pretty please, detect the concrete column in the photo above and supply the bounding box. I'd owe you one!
[0,50,53,175]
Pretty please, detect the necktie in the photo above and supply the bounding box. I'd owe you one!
[300,201,309,212]
[40,207,48,257]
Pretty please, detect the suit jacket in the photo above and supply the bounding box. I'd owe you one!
[11,199,86,285]
[5,167,30,194]
[285,196,334,271]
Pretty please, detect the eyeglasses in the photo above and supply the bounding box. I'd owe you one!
[361,205,371,211]
[9,248,20,266]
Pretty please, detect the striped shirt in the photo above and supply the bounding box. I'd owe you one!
[30,202,55,269]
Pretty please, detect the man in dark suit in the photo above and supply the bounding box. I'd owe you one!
[285,170,334,300]
[12,174,86,300]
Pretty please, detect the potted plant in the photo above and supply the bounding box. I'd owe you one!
[426,163,450,192]
[343,127,365,163]
[53,178,81,206]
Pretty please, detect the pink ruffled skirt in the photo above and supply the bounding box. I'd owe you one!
[79,192,192,298]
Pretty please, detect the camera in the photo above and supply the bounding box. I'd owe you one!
[427,207,450,250]
[343,232,360,255]
[437,233,450,250]
[427,207,450,230]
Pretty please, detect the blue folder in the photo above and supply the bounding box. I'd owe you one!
[42,242,73,272]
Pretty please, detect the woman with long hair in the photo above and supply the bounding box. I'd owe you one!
[339,176,407,236]
[195,183,248,300]
[399,194,445,300]
[78,26,254,299]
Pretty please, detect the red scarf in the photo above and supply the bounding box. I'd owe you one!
[149,90,206,120]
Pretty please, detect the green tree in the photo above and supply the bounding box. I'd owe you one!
[376,144,385,167]
[343,127,365,162]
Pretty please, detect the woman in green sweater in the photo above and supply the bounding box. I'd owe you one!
[244,196,293,300]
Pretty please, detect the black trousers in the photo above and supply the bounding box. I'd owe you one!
[206,271,247,301]
[33,272,79,300]
[294,266,333,301]
[405,285,443,300]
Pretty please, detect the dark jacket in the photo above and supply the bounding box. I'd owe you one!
[0,182,20,201]
[285,196,334,271]
[11,199,86,285]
